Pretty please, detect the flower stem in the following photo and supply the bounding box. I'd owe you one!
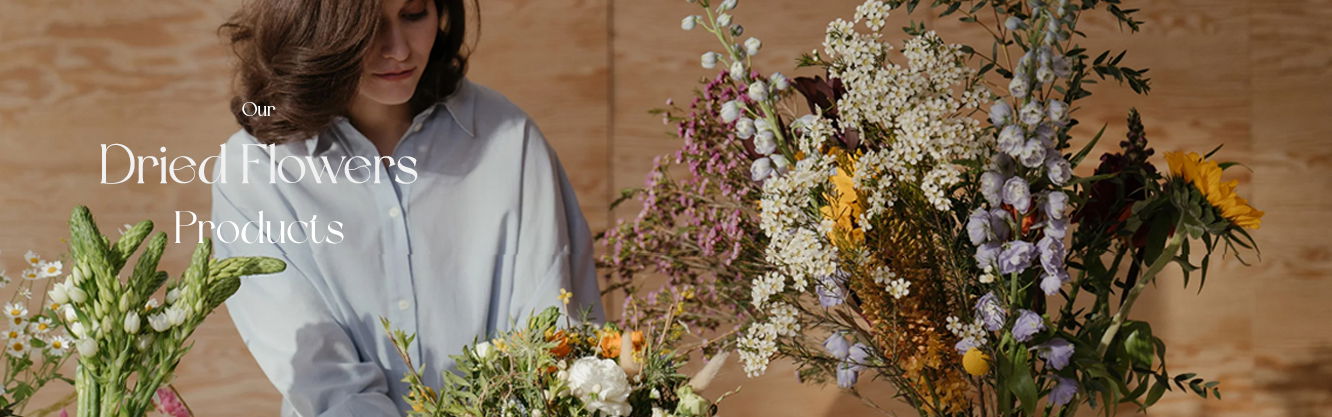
[1096,227,1183,357]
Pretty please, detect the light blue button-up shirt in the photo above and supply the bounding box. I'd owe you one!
[210,79,604,416]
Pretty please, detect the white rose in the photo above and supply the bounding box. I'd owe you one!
[564,357,632,417]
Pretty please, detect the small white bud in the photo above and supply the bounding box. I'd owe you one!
[747,80,769,101]
[701,52,720,69]
[769,72,789,91]
[720,100,742,123]
[744,37,762,56]
[76,338,98,357]
[124,311,141,334]
[716,13,732,28]
[729,60,746,80]
[681,16,697,31]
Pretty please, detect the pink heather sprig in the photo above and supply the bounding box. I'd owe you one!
[599,70,771,352]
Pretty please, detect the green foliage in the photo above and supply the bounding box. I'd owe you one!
[63,206,285,417]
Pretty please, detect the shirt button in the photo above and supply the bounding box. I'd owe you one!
[388,207,401,218]
[397,299,411,311]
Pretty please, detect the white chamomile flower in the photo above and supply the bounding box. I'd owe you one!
[46,335,71,356]
[37,260,62,278]
[2,326,24,341]
[21,269,39,281]
[144,298,161,311]
[4,303,27,321]
[29,317,53,334]
[23,251,40,267]
[7,339,28,358]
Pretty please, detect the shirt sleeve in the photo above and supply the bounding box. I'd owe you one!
[212,145,400,417]
[507,119,606,325]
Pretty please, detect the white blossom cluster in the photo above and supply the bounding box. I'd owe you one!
[743,152,841,376]
[946,315,988,353]
[822,3,991,212]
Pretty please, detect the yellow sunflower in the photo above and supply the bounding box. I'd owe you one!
[1165,151,1264,229]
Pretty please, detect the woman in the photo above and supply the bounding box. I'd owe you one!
[212,0,603,415]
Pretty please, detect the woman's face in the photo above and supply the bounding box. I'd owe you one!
[356,0,438,106]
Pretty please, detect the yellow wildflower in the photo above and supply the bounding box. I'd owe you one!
[1165,152,1264,229]
[820,164,865,246]
[558,288,573,305]
[962,348,990,376]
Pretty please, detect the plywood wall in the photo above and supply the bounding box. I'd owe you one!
[1,0,1329,415]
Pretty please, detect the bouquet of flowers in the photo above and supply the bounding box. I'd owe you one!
[602,0,1263,415]
[57,206,285,417]
[383,293,728,417]
[0,250,77,416]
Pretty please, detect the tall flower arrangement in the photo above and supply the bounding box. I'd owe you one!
[602,0,1264,415]
[59,206,284,417]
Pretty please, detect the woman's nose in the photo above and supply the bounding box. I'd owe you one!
[379,24,410,62]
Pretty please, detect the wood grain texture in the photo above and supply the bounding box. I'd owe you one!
[1,0,1329,415]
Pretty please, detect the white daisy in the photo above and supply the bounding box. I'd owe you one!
[36,261,61,279]
[4,303,27,321]
[29,317,53,334]
[8,339,29,358]
[46,335,71,356]
[20,269,39,281]
[23,250,40,267]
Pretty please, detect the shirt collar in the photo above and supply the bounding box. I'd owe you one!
[304,78,477,156]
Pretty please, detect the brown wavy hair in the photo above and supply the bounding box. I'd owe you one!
[221,0,471,144]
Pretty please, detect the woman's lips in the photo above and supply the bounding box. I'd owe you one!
[374,68,415,81]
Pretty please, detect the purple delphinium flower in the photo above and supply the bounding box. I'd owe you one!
[999,240,1036,276]
[998,125,1026,155]
[955,337,981,355]
[1047,99,1069,125]
[1040,270,1070,296]
[836,343,873,388]
[975,292,1006,331]
[1050,375,1078,405]
[1012,309,1046,342]
[1046,155,1072,186]
[967,208,994,246]
[1038,235,1065,274]
[990,208,1012,242]
[817,272,848,307]
[975,242,1002,270]
[1045,191,1068,220]
[981,171,1006,206]
[990,100,1013,125]
[1019,139,1047,168]
[1020,101,1044,127]
[824,333,850,360]
[1038,338,1075,370]
[1003,176,1032,213]
[1045,218,1068,239]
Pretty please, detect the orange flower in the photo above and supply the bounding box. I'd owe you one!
[1165,152,1264,229]
[546,329,572,357]
[597,329,645,358]
[819,164,865,246]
